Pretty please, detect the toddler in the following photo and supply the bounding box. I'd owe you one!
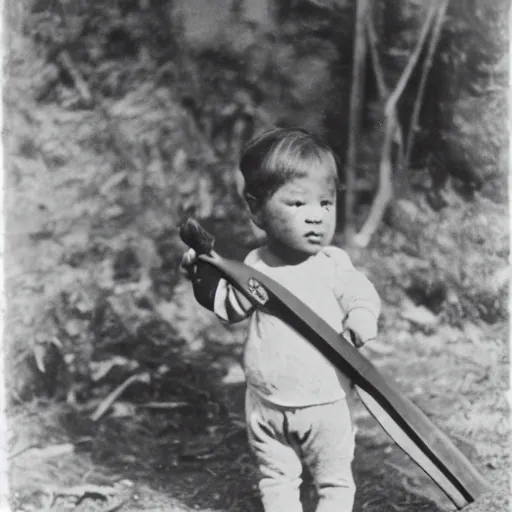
[182,128,381,512]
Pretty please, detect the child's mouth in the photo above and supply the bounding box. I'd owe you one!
[305,232,323,243]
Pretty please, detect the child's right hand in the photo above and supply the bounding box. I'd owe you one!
[180,248,197,280]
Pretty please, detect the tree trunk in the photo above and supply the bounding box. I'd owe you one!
[344,0,369,243]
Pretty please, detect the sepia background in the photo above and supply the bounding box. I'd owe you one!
[3,0,510,511]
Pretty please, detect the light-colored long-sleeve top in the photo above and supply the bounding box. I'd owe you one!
[213,246,381,407]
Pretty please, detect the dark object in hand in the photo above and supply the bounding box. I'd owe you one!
[179,218,215,255]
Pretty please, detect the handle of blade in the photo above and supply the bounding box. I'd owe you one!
[179,218,215,255]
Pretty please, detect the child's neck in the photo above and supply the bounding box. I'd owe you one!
[263,241,314,267]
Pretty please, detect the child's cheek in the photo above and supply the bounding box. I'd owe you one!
[268,207,298,238]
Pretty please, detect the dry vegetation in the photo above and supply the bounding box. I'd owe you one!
[3,1,510,511]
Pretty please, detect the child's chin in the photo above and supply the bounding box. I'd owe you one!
[302,243,325,254]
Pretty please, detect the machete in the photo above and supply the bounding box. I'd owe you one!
[179,218,488,510]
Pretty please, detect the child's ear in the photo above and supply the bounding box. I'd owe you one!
[245,193,265,228]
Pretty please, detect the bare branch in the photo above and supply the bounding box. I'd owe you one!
[400,0,450,174]
[354,2,444,248]
[353,115,394,248]
[344,0,369,242]
[365,15,387,99]
[90,372,151,422]
[56,52,93,105]
[365,14,404,148]
[384,3,437,117]
[354,12,407,248]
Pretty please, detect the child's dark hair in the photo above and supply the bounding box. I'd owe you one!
[239,127,341,205]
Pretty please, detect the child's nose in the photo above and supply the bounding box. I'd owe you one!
[305,207,323,224]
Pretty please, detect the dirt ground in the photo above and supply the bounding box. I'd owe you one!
[7,281,510,512]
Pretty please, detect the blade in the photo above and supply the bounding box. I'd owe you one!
[197,251,488,508]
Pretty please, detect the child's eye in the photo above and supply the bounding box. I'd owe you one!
[289,200,305,207]
[321,200,333,208]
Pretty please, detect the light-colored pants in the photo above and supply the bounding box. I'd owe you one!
[246,388,356,512]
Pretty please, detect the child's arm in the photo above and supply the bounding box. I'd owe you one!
[325,247,381,346]
[181,249,254,323]
[213,278,254,323]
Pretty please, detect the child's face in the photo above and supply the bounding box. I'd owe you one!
[255,166,337,263]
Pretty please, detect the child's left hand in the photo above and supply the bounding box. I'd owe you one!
[343,309,378,347]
